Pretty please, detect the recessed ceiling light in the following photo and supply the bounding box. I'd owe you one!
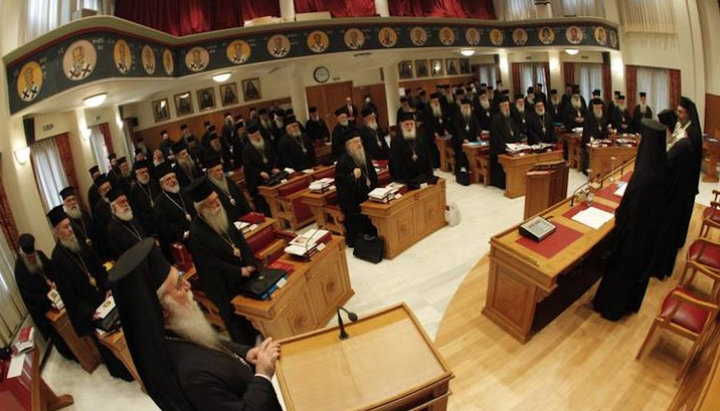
[565,48,580,56]
[83,93,107,107]
[460,49,475,57]
[212,72,231,83]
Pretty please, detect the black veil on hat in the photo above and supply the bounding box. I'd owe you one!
[109,238,193,411]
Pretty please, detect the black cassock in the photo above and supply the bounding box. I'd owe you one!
[632,105,653,133]
[451,112,480,172]
[562,105,586,130]
[489,113,522,189]
[526,112,556,145]
[167,336,281,410]
[473,103,493,131]
[593,120,668,320]
[389,130,433,183]
[510,107,529,136]
[278,133,316,171]
[305,118,330,143]
[87,184,101,217]
[129,179,160,236]
[93,200,112,242]
[14,253,74,360]
[242,141,279,215]
[548,100,562,122]
[106,217,146,257]
[187,218,259,345]
[652,126,702,278]
[153,190,197,250]
[335,152,379,246]
[331,124,350,161]
[211,178,253,222]
[174,162,203,188]
[69,212,109,262]
[51,242,132,380]
[424,111,450,169]
[360,125,390,161]
[581,115,609,175]
[611,106,632,134]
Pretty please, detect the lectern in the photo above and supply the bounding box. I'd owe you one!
[276,304,454,410]
[524,160,568,219]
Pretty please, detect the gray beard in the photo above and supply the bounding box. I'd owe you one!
[64,205,82,220]
[163,290,221,350]
[59,234,81,253]
[209,174,229,194]
[349,147,367,167]
[121,169,131,178]
[516,106,525,114]
[289,131,302,138]
[571,100,582,110]
[261,119,271,129]
[431,105,442,117]
[639,104,647,113]
[480,100,490,110]
[594,111,603,120]
[153,159,164,167]
[366,122,378,130]
[137,175,150,185]
[21,252,43,274]
[403,129,416,140]
[114,208,134,222]
[250,138,265,151]
[201,205,229,235]
[178,157,196,177]
[274,120,284,128]
[163,183,180,194]
[536,110,546,116]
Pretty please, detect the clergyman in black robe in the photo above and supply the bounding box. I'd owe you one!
[206,155,253,222]
[105,189,147,257]
[305,106,330,143]
[526,101,556,145]
[86,166,102,216]
[452,98,480,174]
[632,92,653,133]
[582,98,610,175]
[359,108,390,162]
[242,125,280,215]
[152,163,197,252]
[593,119,669,321]
[172,140,203,188]
[389,112,433,182]
[278,116,316,171]
[128,160,160,236]
[331,107,351,161]
[651,100,703,278]
[489,96,522,189]
[611,95,632,134]
[60,186,109,262]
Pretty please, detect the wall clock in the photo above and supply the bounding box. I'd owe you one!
[313,66,330,83]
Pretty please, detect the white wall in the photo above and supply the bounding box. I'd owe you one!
[698,0,720,95]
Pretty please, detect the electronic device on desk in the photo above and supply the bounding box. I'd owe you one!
[237,269,288,300]
[47,288,64,311]
[519,216,556,242]
[264,171,290,186]
[94,296,120,333]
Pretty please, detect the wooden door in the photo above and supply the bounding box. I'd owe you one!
[306,81,353,131]
[353,83,388,130]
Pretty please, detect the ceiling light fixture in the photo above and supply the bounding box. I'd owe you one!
[460,49,475,57]
[212,72,231,83]
[83,93,107,107]
[565,48,580,56]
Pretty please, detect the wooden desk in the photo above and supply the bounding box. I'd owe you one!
[588,144,637,178]
[97,329,143,392]
[0,348,74,411]
[45,309,101,373]
[435,136,454,172]
[231,236,353,339]
[484,160,635,343]
[258,165,333,230]
[462,142,490,186]
[561,133,582,169]
[228,168,253,207]
[276,303,453,411]
[524,161,568,219]
[702,136,720,183]
[498,151,564,198]
[361,179,447,260]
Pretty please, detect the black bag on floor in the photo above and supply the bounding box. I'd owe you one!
[353,234,384,263]
[456,170,471,186]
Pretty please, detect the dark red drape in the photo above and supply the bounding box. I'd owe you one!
[0,179,19,253]
[669,69,681,109]
[115,0,279,36]
[294,0,376,17]
[563,62,575,88]
[625,65,637,111]
[55,133,83,209]
[601,63,611,103]
[511,63,521,97]
[99,123,114,157]
[388,0,495,19]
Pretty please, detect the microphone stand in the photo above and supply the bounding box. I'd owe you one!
[336,306,359,340]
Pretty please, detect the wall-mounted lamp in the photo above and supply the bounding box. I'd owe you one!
[565,49,580,56]
[83,93,107,107]
[81,128,92,140]
[14,147,30,165]
[212,72,231,83]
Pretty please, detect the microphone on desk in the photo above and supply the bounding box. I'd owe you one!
[570,181,589,207]
[337,306,359,340]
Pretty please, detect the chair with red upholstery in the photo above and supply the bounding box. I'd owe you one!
[699,190,720,237]
[312,166,335,181]
[377,169,392,187]
[680,238,720,297]
[245,224,295,266]
[276,177,315,230]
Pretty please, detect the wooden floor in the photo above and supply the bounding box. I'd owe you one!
[435,204,719,410]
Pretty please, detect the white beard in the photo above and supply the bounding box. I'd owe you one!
[348,146,367,167]
[431,105,442,117]
[594,110,603,120]
[339,120,349,127]
[617,104,626,111]
[516,105,525,114]
[571,98,582,110]
[163,290,221,350]
[201,204,229,235]
[551,98,559,105]
[461,108,472,118]
[536,109,546,116]
[21,252,44,274]
[153,159,164,167]
[114,208,134,222]
[209,174,229,194]
[274,119,284,128]
[446,95,454,104]
[250,138,265,151]
[366,121,378,130]
[289,130,302,138]
[403,128,416,141]
[64,204,82,220]
[59,233,81,253]
[163,183,180,194]
[639,104,647,113]
[480,100,490,110]
[137,175,150,185]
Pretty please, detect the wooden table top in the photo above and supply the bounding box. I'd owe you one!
[498,150,564,166]
[361,178,446,216]
[275,303,453,411]
[490,160,636,291]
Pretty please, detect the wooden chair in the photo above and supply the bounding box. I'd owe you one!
[275,179,315,230]
[679,238,720,298]
[699,190,720,238]
[636,285,719,381]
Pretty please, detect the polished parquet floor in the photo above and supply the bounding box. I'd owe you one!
[435,204,718,410]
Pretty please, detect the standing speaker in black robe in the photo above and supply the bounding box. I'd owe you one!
[452,98,480,173]
[582,99,610,175]
[611,95,632,134]
[243,125,280,216]
[153,163,197,252]
[593,119,669,321]
[331,107,351,161]
[526,101,556,145]
[128,160,160,236]
[389,112,433,182]
[474,92,493,131]
[335,130,379,247]
[489,97,522,189]
[46,206,132,381]
[359,108,390,162]
[60,186,109,262]
[186,178,260,345]
[172,139,203,188]
[305,106,330,143]
[106,189,147,258]
[424,93,450,168]
[86,165,102,216]
[278,116,316,171]
[14,234,74,360]
[632,92,653,133]
[651,101,703,278]
[206,155,252,222]
[562,88,587,130]
[511,95,529,137]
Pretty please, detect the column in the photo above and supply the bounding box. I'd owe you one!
[497,52,510,92]
[288,64,309,123]
[608,51,625,98]
[375,0,390,17]
[279,0,295,21]
[382,63,400,126]
[547,50,562,92]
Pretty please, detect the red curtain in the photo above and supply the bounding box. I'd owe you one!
[0,179,19,253]
[511,63,522,97]
[601,63,611,103]
[563,62,575,88]
[669,69,681,109]
[625,65,637,111]
[99,123,114,157]
[294,0,376,17]
[388,0,495,18]
[115,0,279,36]
[55,133,83,209]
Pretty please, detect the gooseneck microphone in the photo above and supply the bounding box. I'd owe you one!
[336,306,359,340]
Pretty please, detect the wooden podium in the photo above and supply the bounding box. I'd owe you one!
[524,160,569,219]
[276,304,454,410]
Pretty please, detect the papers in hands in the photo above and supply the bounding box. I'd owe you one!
[571,207,614,229]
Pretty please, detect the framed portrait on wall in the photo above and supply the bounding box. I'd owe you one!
[445,58,459,76]
[398,60,413,79]
[242,78,261,101]
[459,58,470,74]
[152,98,170,122]
[174,91,193,117]
[414,59,429,78]
[197,87,216,111]
[430,59,444,77]
[219,83,239,106]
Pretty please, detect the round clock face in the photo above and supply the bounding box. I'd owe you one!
[314,66,330,83]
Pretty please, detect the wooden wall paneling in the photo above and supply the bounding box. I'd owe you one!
[352,83,388,130]
[399,75,476,98]
[305,81,353,131]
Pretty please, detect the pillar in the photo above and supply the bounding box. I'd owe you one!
[497,52,510,93]
[288,64,309,123]
[279,0,295,21]
[548,50,562,92]
[608,51,625,97]
[382,63,400,126]
[375,0,390,17]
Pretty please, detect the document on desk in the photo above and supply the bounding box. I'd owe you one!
[7,354,26,379]
[613,182,627,197]
[571,207,614,229]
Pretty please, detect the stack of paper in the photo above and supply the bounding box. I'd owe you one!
[285,229,331,258]
[309,178,335,193]
[505,143,531,154]
[614,182,628,197]
[368,187,397,203]
[572,207,614,229]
